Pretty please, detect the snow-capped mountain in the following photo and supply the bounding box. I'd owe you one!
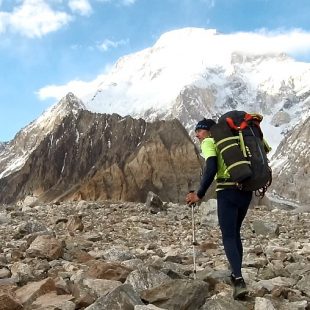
[0,93,85,178]
[83,28,310,153]
[0,27,309,205]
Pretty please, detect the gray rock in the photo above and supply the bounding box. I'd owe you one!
[83,278,122,297]
[252,220,280,237]
[140,279,209,310]
[271,111,291,127]
[103,246,136,262]
[201,295,248,310]
[26,235,64,260]
[122,259,144,270]
[125,265,171,294]
[14,221,48,239]
[10,262,34,284]
[295,272,310,297]
[254,297,276,310]
[0,267,11,278]
[284,262,310,279]
[255,277,296,292]
[146,192,165,214]
[85,284,143,310]
[135,305,166,310]
[0,212,10,224]
[278,300,308,310]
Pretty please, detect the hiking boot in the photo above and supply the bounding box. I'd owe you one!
[230,273,236,285]
[231,276,248,300]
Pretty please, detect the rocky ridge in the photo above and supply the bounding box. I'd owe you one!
[0,93,85,179]
[0,195,309,309]
[0,103,202,205]
[270,115,310,204]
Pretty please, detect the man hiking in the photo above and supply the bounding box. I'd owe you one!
[186,118,252,300]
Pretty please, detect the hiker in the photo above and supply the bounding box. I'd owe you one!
[185,118,252,300]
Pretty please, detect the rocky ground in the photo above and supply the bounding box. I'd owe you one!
[0,193,309,310]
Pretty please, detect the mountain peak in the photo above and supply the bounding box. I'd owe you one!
[154,27,218,48]
[57,92,86,113]
[0,93,85,179]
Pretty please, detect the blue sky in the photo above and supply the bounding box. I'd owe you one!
[1,0,310,142]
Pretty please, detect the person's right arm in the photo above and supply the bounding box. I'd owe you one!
[197,156,217,199]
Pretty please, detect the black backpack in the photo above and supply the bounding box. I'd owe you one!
[210,110,272,196]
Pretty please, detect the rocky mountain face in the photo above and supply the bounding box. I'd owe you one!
[82,29,310,154]
[0,103,202,205]
[0,196,309,309]
[270,116,310,204]
[0,93,85,179]
[0,141,6,152]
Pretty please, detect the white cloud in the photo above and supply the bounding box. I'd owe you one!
[37,74,107,101]
[225,28,310,59]
[37,28,310,103]
[0,0,72,38]
[68,0,92,16]
[98,38,128,52]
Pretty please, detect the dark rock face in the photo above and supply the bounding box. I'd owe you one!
[270,116,310,204]
[0,142,6,152]
[0,111,202,204]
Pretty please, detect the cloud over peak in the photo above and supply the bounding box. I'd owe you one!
[37,27,310,103]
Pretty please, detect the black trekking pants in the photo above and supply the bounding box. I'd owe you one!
[217,188,252,278]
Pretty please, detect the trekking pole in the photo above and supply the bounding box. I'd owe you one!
[191,201,198,279]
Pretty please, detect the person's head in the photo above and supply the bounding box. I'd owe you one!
[195,118,216,142]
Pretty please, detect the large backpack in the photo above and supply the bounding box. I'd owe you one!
[210,110,272,196]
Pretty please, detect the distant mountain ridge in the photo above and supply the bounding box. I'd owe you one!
[270,115,310,204]
[0,27,309,205]
[0,105,202,204]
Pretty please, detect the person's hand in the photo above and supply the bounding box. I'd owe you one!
[186,191,200,205]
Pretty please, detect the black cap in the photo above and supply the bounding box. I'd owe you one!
[195,118,216,131]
